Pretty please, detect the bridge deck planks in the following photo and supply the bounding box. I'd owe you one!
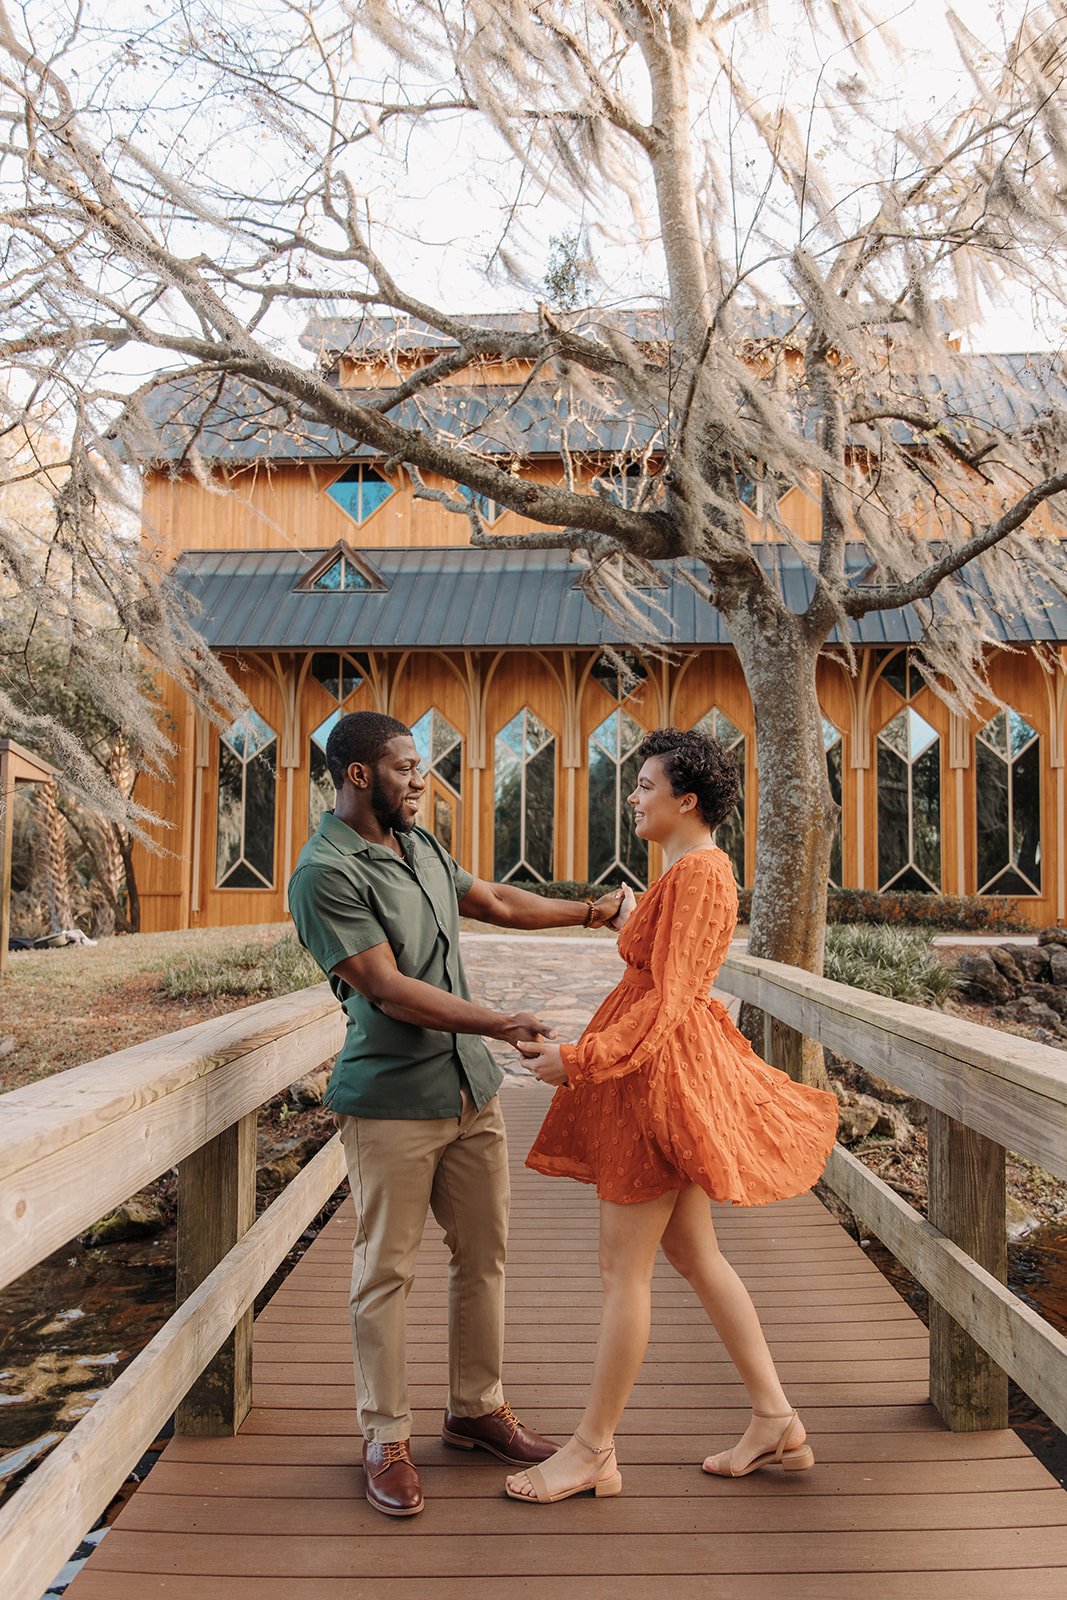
[66,1082,1067,1599]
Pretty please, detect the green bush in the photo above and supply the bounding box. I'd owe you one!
[161,935,321,1000]
[823,924,955,1006]
[735,887,1029,932]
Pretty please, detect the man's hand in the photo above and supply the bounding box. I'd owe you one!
[607,883,637,931]
[516,1037,570,1086]
[588,887,626,928]
[497,1011,556,1048]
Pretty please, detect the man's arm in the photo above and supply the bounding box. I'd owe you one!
[332,941,549,1047]
[458,878,625,930]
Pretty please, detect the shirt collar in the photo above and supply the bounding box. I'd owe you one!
[318,810,420,864]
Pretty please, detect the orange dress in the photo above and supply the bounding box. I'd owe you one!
[526,849,839,1206]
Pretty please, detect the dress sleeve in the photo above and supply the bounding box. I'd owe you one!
[562,854,736,1084]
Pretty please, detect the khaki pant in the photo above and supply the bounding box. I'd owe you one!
[337,1091,510,1442]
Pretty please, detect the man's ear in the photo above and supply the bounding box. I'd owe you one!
[347,759,372,790]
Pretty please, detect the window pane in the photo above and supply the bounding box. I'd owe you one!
[1009,710,1037,760]
[525,709,552,758]
[411,710,433,765]
[359,472,393,519]
[912,743,941,888]
[497,712,524,758]
[587,742,618,881]
[327,466,394,524]
[618,748,649,887]
[877,743,909,888]
[313,557,344,591]
[309,741,334,834]
[493,742,521,880]
[882,650,908,699]
[216,745,244,883]
[976,740,1009,890]
[310,708,342,755]
[243,750,277,885]
[524,741,555,881]
[880,709,908,759]
[433,794,455,855]
[1012,738,1041,889]
[437,742,462,795]
[827,739,843,888]
[432,712,461,764]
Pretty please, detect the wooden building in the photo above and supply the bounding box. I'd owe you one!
[132,324,1067,931]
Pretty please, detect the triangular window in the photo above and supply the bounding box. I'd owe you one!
[295,541,387,594]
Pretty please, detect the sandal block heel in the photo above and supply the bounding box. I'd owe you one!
[781,1444,815,1472]
[594,1470,623,1497]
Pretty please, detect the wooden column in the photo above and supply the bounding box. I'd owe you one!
[927,1107,1009,1431]
[175,1112,258,1434]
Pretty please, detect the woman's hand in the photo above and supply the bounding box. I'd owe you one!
[516,1037,571,1086]
[608,883,637,931]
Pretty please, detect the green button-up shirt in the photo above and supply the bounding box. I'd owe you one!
[287,812,501,1119]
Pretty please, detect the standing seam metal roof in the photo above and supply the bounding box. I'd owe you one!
[167,543,1067,651]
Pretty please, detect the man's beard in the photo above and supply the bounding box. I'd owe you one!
[371,773,417,834]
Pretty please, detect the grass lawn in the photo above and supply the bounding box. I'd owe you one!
[0,923,298,1091]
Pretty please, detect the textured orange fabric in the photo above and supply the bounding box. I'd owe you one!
[526,849,839,1206]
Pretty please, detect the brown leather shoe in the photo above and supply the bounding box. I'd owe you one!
[441,1401,558,1466]
[362,1440,424,1517]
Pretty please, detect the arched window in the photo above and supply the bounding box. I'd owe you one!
[216,711,277,889]
[877,706,941,891]
[326,465,394,526]
[494,709,555,882]
[977,710,1041,895]
[822,717,843,888]
[588,708,648,889]
[412,708,463,856]
[692,709,747,885]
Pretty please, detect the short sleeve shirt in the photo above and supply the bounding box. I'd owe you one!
[287,812,501,1119]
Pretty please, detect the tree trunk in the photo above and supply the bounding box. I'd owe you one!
[118,830,141,934]
[727,611,838,1088]
[38,779,75,934]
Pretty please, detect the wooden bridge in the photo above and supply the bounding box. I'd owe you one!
[1,946,1066,1597]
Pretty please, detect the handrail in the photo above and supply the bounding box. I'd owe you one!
[718,949,1067,1438]
[0,983,344,1292]
[0,982,346,1600]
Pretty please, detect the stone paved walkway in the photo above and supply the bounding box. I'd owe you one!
[458,930,742,1077]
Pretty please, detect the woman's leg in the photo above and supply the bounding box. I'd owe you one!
[660,1184,809,1469]
[506,1187,679,1499]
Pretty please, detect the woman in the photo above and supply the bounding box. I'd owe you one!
[507,726,839,1505]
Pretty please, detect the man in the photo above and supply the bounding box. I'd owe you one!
[288,710,625,1518]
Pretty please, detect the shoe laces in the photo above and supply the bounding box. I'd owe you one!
[491,1401,520,1438]
[379,1440,410,1466]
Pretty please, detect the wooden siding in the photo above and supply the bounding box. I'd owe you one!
[64,1084,1067,1599]
[135,643,1067,933]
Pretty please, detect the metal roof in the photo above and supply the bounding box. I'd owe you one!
[168,543,1067,652]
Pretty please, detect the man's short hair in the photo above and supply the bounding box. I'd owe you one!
[325,711,412,788]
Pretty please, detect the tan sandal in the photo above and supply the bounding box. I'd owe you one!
[702,1408,814,1478]
[505,1432,623,1503]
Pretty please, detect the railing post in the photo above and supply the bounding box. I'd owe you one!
[762,1012,824,1087]
[174,1111,258,1434]
[927,1108,1009,1431]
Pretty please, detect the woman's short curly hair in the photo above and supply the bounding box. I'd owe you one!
[635,726,741,830]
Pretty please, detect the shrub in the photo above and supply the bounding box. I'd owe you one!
[161,935,321,1000]
[735,887,1030,933]
[823,925,955,1006]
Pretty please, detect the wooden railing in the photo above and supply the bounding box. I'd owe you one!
[717,950,1067,1436]
[2,954,1066,1598]
[0,983,346,1600]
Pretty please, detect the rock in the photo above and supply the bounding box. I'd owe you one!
[1049,948,1067,986]
[1006,1195,1040,1240]
[998,996,1065,1033]
[954,951,1014,1003]
[0,1035,16,1059]
[1038,925,1067,947]
[1000,943,1051,981]
[83,1195,166,1247]
[288,1069,331,1108]
[988,946,1025,985]
[836,1101,879,1145]
[257,1136,321,1194]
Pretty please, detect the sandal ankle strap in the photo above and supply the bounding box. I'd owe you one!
[574,1428,614,1455]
